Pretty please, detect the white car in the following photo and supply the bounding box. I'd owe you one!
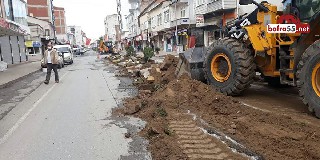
[54,45,74,64]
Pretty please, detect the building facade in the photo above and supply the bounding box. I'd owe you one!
[128,0,285,52]
[26,15,55,55]
[67,26,83,46]
[138,0,196,52]
[27,0,55,46]
[125,0,141,49]
[104,14,119,43]
[0,0,30,65]
[27,0,54,23]
[54,6,67,44]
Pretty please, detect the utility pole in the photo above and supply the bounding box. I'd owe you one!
[116,0,123,44]
[50,0,56,43]
[236,0,239,17]
[116,0,123,50]
[174,0,178,46]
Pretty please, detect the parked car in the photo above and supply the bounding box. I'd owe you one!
[41,51,64,69]
[54,45,74,64]
[80,47,86,55]
[73,47,80,55]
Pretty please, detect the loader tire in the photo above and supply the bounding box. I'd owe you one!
[204,37,255,96]
[297,40,320,118]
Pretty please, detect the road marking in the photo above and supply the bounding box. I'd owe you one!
[0,72,68,145]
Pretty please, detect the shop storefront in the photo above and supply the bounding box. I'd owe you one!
[178,29,188,51]
[26,41,42,55]
[142,33,148,49]
[0,0,29,64]
[135,35,142,52]
[0,17,29,64]
[164,32,173,52]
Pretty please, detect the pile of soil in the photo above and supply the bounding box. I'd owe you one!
[148,54,179,85]
[117,73,320,160]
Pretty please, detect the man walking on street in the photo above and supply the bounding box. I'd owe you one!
[44,41,59,84]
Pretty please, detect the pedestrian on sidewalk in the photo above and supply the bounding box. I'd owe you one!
[43,41,59,84]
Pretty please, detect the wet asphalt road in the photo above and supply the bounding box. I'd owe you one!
[0,51,150,160]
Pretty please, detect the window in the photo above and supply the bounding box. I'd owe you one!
[151,17,155,28]
[164,10,169,23]
[197,0,206,6]
[158,14,162,26]
[181,7,186,18]
[4,0,13,20]
[45,29,50,36]
[11,0,27,25]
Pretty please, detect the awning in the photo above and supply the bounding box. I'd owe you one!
[0,18,30,36]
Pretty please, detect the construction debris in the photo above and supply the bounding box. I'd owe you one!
[108,52,320,160]
[147,76,155,82]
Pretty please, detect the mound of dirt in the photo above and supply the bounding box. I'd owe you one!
[148,55,178,85]
[117,73,320,160]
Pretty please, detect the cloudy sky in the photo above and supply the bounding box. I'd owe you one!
[53,0,130,39]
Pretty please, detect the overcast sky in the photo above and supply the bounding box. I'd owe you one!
[53,0,130,40]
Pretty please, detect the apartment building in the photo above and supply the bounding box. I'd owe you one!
[131,0,285,52]
[67,26,84,46]
[126,0,142,49]
[27,0,54,23]
[195,0,237,47]
[104,14,120,43]
[27,0,55,49]
[54,6,68,44]
[26,16,55,55]
[138,0,196,52]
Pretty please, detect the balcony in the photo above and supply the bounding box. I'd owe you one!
[207,0,236,13]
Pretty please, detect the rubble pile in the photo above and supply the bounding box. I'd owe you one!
[106,53,178,87]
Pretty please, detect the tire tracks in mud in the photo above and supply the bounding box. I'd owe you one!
[169,114,246,160]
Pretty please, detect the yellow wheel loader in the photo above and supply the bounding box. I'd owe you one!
[176,0,320,117]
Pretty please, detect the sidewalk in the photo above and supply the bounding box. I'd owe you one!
[0,60,41,88]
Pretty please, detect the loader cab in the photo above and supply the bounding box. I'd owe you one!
[283,0,320,22]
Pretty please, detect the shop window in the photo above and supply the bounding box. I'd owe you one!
[45,29,50,36]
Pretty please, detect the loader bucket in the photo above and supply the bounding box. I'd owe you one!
[175,47,206,82]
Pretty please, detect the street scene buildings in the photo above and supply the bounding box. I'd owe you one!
[0,0,90,66]
[102,0,283,54]
[0,0,320,160]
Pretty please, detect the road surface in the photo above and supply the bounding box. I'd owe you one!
[0,51,151,160]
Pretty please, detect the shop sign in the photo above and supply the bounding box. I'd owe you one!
[0,18,9,29]
[151,32,158,37]
[181,18,189,24]
[136,35,142,41]
[0,18,27,35]
[196,15,204,27]
[33,41,41,48]
[25,41,33,48]
[142,34,147,40]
